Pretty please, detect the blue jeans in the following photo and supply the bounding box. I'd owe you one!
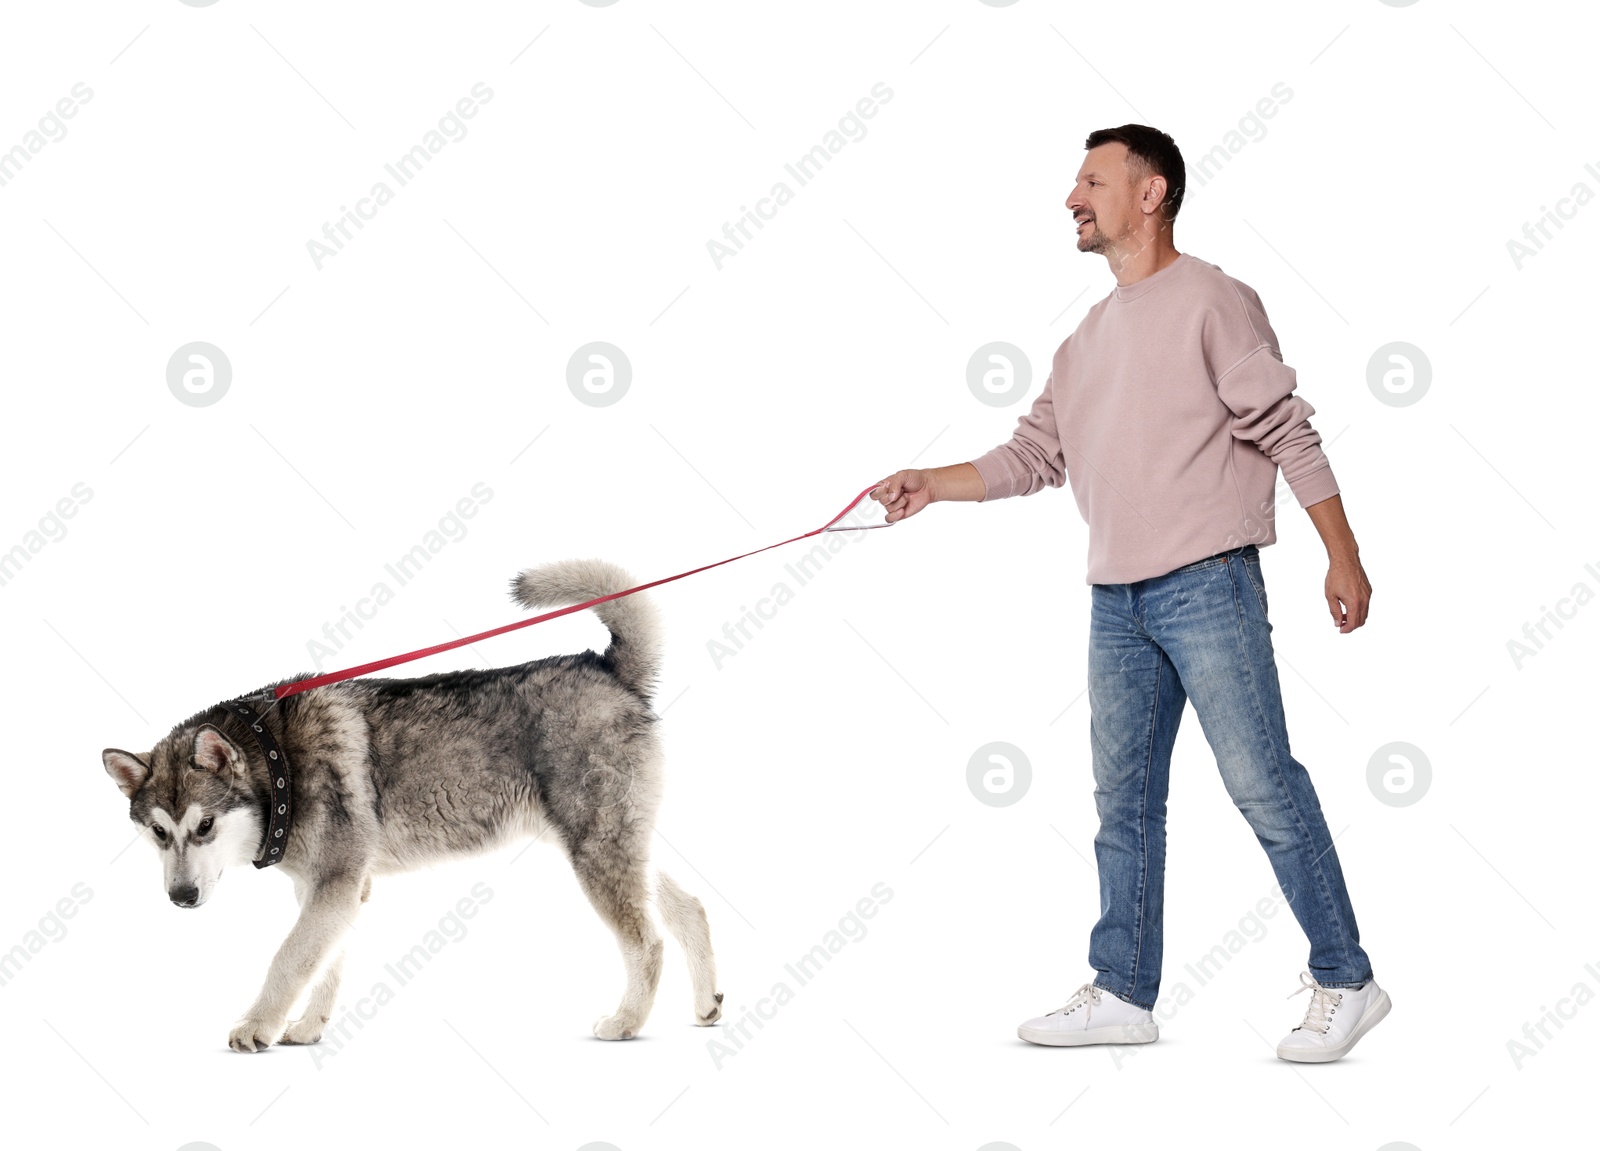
[1085,544,1372,1009]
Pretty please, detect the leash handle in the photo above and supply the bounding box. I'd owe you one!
[271,482,891,701]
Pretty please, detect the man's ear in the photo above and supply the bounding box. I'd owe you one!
[191,724,246,778]
[103,749,150,799]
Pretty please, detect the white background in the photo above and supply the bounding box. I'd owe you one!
[0,2,1594,1149]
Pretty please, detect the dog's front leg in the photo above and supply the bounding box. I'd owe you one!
[279,874,368,1046]
[279,949,344,1046]
[229,876,364,1053]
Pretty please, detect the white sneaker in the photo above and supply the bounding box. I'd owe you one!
[1276,970,1391,1063]
[1018,981,1159,1047]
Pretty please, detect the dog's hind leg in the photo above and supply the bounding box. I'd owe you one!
[571,843,664,1040]
[653,869,722,1026]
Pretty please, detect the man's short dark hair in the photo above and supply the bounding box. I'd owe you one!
[1084,124,1186,225]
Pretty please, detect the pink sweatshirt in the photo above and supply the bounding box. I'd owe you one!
[969,252,1340,585]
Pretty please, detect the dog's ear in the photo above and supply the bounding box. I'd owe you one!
[103,749,150,799]
[191,725,245,778]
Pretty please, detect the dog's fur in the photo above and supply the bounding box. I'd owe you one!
[101,559,721,1051]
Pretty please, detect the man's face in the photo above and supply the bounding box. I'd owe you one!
[1066,142,1150,257]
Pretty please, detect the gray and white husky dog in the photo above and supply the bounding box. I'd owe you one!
[101,559,722,1052]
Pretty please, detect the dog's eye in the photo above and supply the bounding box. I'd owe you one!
[197,817,214,836]
[151,825,167,842]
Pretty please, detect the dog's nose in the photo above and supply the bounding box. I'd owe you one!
[170,885,200,908]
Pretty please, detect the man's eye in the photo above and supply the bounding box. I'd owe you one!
[151,825,167,841]
[197,817,214,836]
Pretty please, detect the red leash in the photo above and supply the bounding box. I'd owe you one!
[269,482,892,701]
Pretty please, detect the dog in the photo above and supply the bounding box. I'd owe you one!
[101,559,722,1051]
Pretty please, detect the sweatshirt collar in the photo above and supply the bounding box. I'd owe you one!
[1111,251,1188,302]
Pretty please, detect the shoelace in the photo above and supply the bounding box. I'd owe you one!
[1286,970,1342,1034]
[1048,981,1104,1022]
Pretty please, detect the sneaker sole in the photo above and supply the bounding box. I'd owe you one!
[1018,1021,1159,1047]
[1276,989,1392,1063]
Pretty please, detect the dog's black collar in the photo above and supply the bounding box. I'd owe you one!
[223,696,294,869]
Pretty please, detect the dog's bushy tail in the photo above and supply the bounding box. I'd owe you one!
[510,559,661,699]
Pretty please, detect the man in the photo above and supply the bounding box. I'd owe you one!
[870,125,1389,1064]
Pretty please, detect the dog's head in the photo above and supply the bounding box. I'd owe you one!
[102,724,264,909]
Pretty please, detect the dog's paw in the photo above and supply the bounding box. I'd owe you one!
[279,1015,329,1046]
[228,1016,286,1053]
[592,1014,640,1041]
[697,991,724,1026]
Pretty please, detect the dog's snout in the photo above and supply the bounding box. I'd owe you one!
[170,885,200,908]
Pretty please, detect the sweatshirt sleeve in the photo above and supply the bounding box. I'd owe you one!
[1210,288,1340,510]
[967,372,1067,501]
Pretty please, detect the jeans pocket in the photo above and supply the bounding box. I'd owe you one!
[1241,555,1269,616]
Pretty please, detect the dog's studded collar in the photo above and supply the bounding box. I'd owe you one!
[223,695,294,869]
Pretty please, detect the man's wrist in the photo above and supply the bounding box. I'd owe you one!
[1326,539,1360,564]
